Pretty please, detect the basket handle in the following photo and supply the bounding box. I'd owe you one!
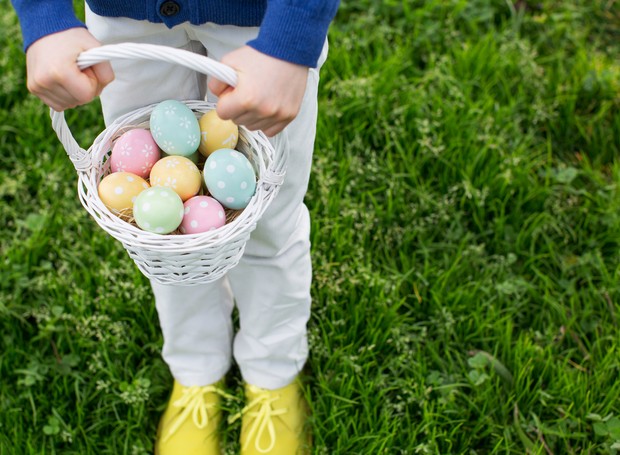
[50,42,239,171]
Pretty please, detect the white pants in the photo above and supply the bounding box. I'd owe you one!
[86,8,327,390]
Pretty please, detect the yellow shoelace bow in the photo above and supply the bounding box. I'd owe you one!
[229,386,288,453]
[163,385,233,443]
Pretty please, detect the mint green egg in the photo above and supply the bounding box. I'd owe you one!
[149,100,200,157]
[133,186,184,234]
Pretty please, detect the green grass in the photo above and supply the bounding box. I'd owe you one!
[1,0,620,453]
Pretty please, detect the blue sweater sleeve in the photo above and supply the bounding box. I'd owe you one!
[247,0,340,67]
[10,0,339,67]
[11,0,86,51]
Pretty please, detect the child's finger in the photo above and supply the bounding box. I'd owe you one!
[25,28,113,112]
[90,61,115,95]
[208,76,231,98]
[28,64,98,110]
[258,120,288,137]
[38,84,83,111]
[236,115,287,137]
[215,88,247,123]
[68,67,103,105]
[81,67,107,98]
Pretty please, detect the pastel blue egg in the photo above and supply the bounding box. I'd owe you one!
[204,149,257,210]
[149,100,200,157]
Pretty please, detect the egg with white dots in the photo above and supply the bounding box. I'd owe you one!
[203,148,256,210]
[179,196,226,234]
[98,171,149,214]
[133,186,184,234]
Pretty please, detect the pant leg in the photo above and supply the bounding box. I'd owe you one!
[229,78,322,389]
[149,278,235,386]
[85,8,234,386]
[189,23,329,389]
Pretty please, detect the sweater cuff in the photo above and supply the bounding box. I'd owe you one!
[12,0,85,51]
[247,1,338,68]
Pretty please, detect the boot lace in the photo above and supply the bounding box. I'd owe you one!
[163,384,232,442]
[229,385,288,453]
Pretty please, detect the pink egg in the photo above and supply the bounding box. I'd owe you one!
[110,129,161,178]
[179,196,226,234]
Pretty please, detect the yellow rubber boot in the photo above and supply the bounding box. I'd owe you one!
[155,380,229,455]
[231,379,311,455]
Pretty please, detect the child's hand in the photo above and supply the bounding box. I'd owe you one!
[26,28,114,112]
[208,46,308,137]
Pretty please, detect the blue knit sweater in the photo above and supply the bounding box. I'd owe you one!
[11,0,340,67]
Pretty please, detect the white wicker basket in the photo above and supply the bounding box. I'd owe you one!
[50,43,286,286]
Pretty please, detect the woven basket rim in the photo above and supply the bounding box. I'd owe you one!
[78,100,281,252]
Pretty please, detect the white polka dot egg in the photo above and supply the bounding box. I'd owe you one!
[98,171,149,214]
[133,186,185,234]
[203,148,256,210]
[180,196,226,234]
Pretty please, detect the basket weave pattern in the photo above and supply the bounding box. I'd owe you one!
[51,44,286,285]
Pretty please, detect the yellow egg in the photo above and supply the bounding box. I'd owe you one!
[198,110,239,157]
[149,155,202,201]
[98,172,150,214]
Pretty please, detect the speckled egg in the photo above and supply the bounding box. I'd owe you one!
[179,196,226,234]
[149,100,200,156]
[98,172,150,214]
[203,148,257,210]
[198,110,239,157]
[109,128,161,178]
[133,186,184,234]
[150,155,202,201]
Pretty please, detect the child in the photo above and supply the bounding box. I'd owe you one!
[11,0,340,453]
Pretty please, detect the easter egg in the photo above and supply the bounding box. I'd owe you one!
[109,128,161,178]
[98,172,150,214]
[203,149,257,210]
[198,110,239,157]
[133,186,184,234]
[150,155,202,201]
[179,196,226,234]
[149,100,200,156]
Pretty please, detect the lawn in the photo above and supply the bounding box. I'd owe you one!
[1,0,619,453]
